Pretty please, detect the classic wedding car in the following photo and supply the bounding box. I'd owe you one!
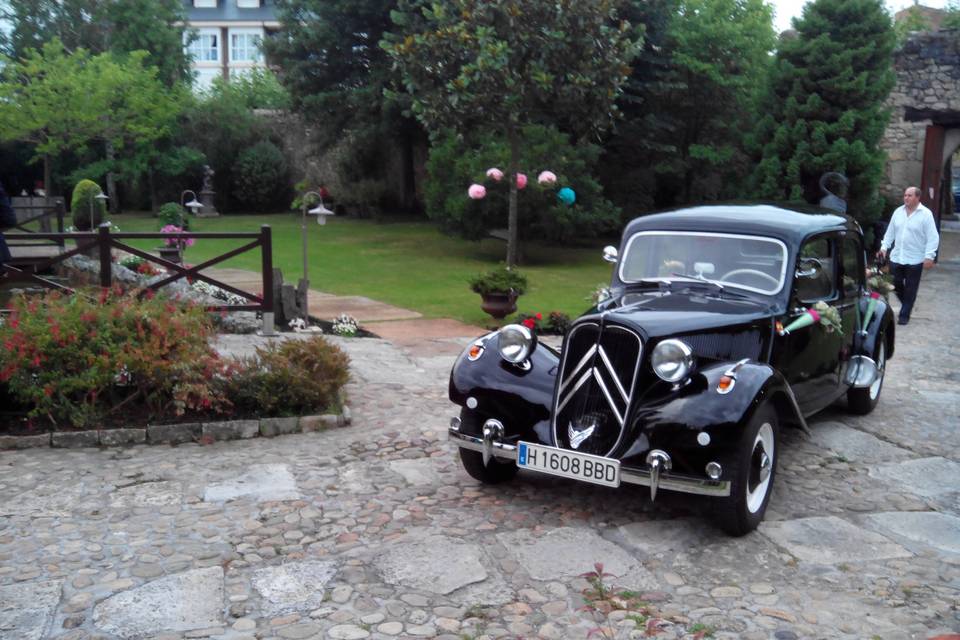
[448,204,894,535]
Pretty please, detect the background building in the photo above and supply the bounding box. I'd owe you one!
[182,0,279,90]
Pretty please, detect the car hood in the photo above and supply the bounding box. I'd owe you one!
[597,289,775,338]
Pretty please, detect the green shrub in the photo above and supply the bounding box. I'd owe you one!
[469,267,528,296]
[222,337,350,417]
[70,179,108,231]
[157,202,188,229]
[231,141,289,211]
[0,289,230,428]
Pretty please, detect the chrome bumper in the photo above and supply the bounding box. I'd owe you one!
[448,424,730,498]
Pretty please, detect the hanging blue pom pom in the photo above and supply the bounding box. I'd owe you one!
[557,187,576,206]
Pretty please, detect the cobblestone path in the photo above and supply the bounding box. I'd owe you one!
[1,234,958,640]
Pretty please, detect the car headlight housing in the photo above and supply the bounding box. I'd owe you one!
[651,339,694,382]
[498,324,536,364]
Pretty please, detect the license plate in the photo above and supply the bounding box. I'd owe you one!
[517,441,620,488]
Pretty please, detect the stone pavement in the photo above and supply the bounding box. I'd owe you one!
[2,235,960,640]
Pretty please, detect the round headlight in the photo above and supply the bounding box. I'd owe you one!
[651,339,694,382]
[498,324,536,364]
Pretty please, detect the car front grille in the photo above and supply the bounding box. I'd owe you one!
[684,329,763,362]
[552,321,643,457]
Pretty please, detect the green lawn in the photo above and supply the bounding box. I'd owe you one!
[113,211,615,326]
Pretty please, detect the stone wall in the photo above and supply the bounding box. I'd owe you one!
[881,30,960,200]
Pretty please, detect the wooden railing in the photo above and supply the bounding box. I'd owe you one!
[1,224,276,334]
[5,197,67,260]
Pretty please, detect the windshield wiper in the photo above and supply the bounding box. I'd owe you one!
[670,272,725,292]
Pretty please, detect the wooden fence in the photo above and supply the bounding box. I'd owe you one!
[1,223,276,335]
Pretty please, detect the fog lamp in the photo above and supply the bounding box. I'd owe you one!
[705,461,722,480]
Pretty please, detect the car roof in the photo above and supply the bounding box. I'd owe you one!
[622,204,858,247]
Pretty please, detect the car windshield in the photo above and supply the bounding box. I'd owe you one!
[619,231,788,295]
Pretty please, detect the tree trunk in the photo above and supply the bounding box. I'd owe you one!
[43,154,52,199]
[148,167,158,213]
[105,141,119,214]
[506,130,520,268]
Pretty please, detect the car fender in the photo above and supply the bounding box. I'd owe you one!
[449,333,559,439]
[857,293,895,360]
[622,360,807,466]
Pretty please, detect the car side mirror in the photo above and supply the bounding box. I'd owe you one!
[796,257,823,279]
[602,246,618,263]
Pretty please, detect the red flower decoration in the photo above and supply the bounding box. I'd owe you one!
[522,318,536,329]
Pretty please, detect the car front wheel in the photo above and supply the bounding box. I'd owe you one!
[847,333,886,415]
[457,409,519,484]
[715,403,779,536]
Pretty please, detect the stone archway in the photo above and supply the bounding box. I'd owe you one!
[881,30,960,223]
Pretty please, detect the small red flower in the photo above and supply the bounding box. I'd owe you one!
[535,312,543,320]
[522,318,536,329]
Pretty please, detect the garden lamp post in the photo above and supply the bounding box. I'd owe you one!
[299,191,334,321]
[89,189,109,226]
[180,190,203,224]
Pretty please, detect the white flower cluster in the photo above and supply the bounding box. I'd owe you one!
[288,318,323,334]
[191,280,248,306]
[331,313,360,337]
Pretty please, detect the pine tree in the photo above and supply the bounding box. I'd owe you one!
[750,0,896,223]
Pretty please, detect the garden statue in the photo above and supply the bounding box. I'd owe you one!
[198,164,220,217]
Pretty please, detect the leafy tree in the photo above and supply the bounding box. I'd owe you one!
[943,0,960,29]
[265,0,421,212]
[178,81,275,212]
[0,40,183,209]
[750,0,895,224]
[384,0,639,267]
[894,5,932,42]
[0,0,191,87]
[0,40,100,198]
[602,0,775,212]
[425,125,621,248]
[598,0,675,213]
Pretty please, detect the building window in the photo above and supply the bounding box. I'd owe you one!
[193,0,216,7]
[236,0,260,7]
[187,31,219,63]
[230,31,263,63]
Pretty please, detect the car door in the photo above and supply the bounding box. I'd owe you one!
[779,233,845,415]
[837,234,864,386]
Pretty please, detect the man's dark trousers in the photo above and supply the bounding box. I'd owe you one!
[890,261,924,322]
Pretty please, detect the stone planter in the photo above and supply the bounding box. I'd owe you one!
[479,291,519,320]
[157,246,182,264]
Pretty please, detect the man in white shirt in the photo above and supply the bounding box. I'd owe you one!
[878,186,940,326]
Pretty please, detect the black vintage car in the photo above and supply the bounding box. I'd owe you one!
[448,204,895,535]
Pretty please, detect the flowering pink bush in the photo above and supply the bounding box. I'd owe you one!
[537,171,557,185]
[160,224,195,249]
[468,184,487,199]
[486,167,504,181]
[516,173,528,189]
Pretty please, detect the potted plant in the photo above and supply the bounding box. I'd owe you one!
[469,266,528,319]
[156,203,191,263]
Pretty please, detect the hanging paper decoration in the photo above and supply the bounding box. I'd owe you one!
[557,187,576,206]
[861,291,881,335]
[537,171,557,186]
[486,168,504,181]
[516,173,528,189]
[468,184,487,199]
[779,308,820,335]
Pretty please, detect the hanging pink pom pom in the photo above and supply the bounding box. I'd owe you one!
[468,184,487,199]
[486,168,504,181]
[537,171,557,186]
[516,173,528,189]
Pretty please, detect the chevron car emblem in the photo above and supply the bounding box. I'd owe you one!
[568,418,597,449]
